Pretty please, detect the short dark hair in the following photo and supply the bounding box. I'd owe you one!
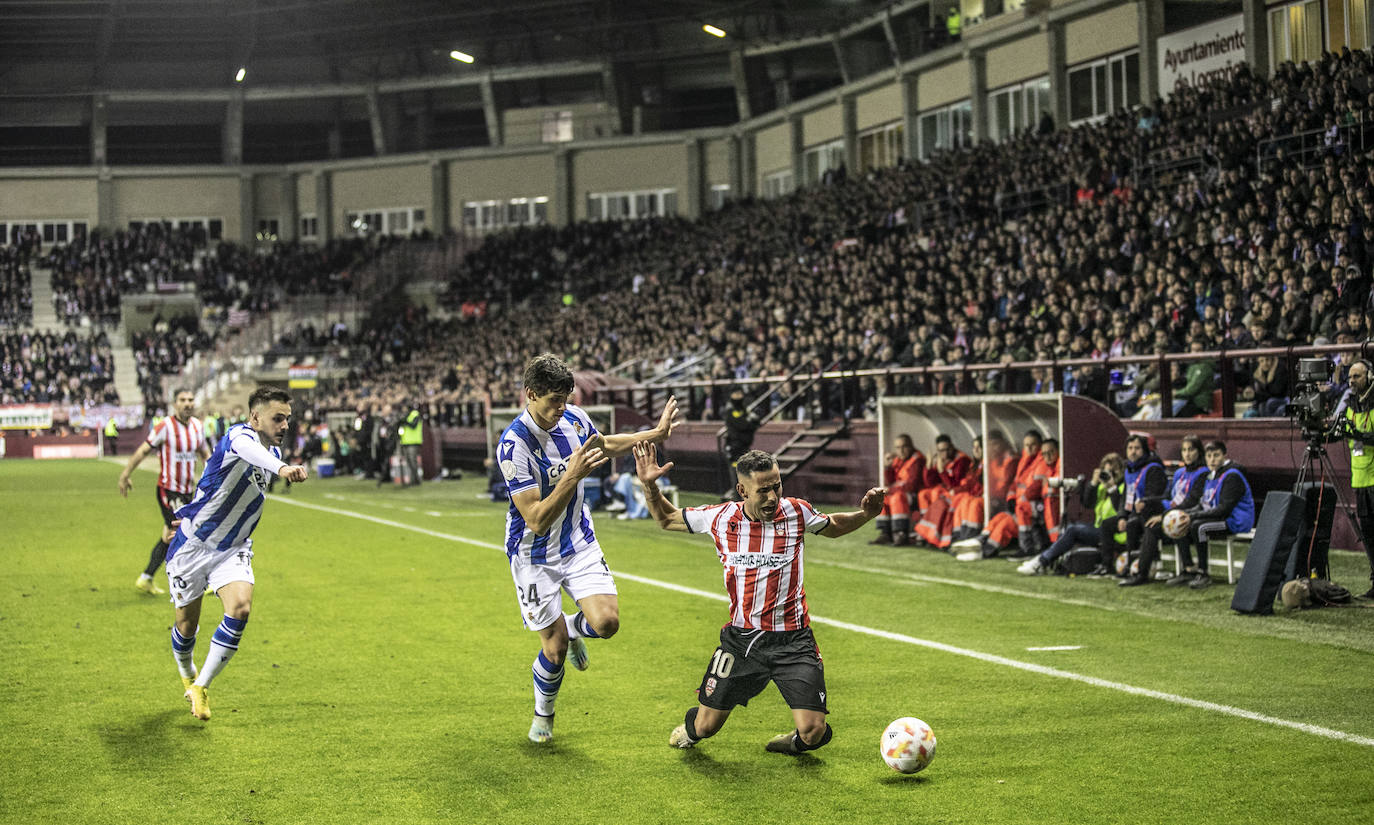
[735,450,777,479]
[1126,433,1151,451]
[523,353,575,397]
[896,433,914,449]
[172,387,193,399]
[935,433,953,447]
[1042,438,1060,451]
[1205,440,1228,454]
[248,386,291,410]
[1023,429,1043,443]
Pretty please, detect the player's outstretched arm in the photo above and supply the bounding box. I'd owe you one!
[820,487,886,538]
[601,396,681,457]
[633,441,689,531]
[118,442,156,497]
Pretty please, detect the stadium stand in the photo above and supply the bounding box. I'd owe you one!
[315,50,1374,420]
[0,245,33,328]
[0,329,119,405]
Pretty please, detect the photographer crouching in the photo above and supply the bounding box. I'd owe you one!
[1016,454,1126,577]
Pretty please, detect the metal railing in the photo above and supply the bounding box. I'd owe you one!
[583,343,1373,424]
[1256,117,1374,174]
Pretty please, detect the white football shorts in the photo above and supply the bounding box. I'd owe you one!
[165,537,256,607]
[509,546,618,631]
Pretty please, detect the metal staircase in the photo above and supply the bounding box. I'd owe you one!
[774,425,848,481]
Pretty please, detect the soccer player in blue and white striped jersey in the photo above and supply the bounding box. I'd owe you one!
[165,386,308,721]
[498,354,679,743]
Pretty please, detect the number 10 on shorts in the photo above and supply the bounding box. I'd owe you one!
[709,649,735,678]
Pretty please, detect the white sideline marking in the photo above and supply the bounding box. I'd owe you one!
[266,494,1374,750]
[1027,646,1083,652]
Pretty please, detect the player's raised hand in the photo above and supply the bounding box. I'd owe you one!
[632,441,673,483]
[281,465,309,483]
[860,487,886,517]
[566,443,608,480]
[118,474,133,497]
[655,395,682,440]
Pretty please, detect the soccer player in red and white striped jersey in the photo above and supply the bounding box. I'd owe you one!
[119,389,211,595]
[633,443,885,756]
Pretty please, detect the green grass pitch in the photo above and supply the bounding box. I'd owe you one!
[3,458,1374,824]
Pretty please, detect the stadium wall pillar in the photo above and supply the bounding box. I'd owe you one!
[740,131,757,197]
[429,159,449,234]
[239,174,254,246]
[789,114,805,188]
[96,171,114,230]
[1136,0,1164,105]
[730,49,753,122]
[554,148,573,226]
[968,51,988,144]
[727,133,744,198]
[841,94,858,174]
[223,94,244,166]
[1242,0,1270,77]
[365,87,387,155]
[1044,20,1069,134]
[901,74,919,164]
[684,138,704,219]
[278,173,297,242]
[90,95,108,167]
[314,171,332,243]
[481,76,503,147]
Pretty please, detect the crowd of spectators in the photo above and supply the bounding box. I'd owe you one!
[340,47,1374,421]
[1,245,33,327]
[43,222,391,327]
[0,329,119,405]
[129,316,218,408]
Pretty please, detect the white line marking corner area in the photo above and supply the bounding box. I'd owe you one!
[268,494,1374,750]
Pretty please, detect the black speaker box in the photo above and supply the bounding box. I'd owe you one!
[1287,481,1335,580]
[1232,491,1306,615]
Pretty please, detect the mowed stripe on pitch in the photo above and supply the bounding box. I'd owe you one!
[267,494,1374,750]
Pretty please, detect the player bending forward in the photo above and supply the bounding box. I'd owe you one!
[633,443,884,755]
[165,387,308,721]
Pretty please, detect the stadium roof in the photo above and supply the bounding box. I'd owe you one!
[0,0,892,91]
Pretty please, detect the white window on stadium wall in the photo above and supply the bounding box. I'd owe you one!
[709,184,731,211]
[917,100,972,160]
[988,77,1050,143]
[803,139,845,185]
[255,218,279,243]
[299,214,318,241]
[584,189,677,221]
[1269,0,1367,65]
[461,197,550,231]
[344,207,425,237]
[3,220,88,245]
[858,122,904,173]
[1068,51,1139,125]
[541,110,574,143]
[762,169,793,200]
[129,217,222,241]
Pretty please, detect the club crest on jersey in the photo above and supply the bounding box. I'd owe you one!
[573,420,585,438]
[704,677,717,697]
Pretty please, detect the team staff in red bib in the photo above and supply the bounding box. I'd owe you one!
[634,443,884,755]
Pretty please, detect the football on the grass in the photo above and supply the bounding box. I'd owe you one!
[881,717,936,774]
